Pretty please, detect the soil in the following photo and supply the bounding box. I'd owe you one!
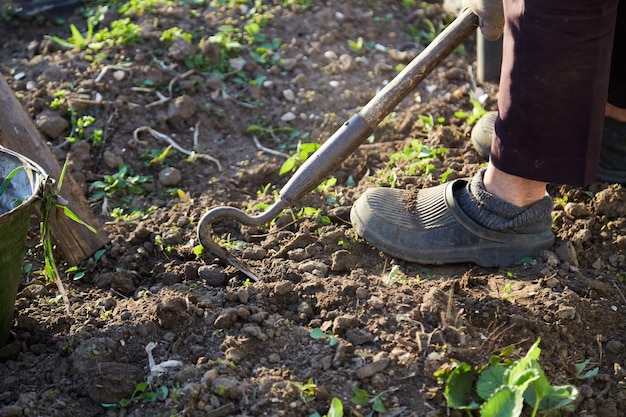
[1,1,626,417]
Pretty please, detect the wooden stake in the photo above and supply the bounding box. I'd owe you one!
[0,73,108,265]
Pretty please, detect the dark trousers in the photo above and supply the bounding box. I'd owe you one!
[491,0,624,186]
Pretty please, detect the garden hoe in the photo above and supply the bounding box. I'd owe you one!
[198,9,479,281]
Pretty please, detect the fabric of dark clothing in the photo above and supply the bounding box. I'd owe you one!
[491,0,622,186]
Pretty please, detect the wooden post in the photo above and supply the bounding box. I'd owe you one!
[0,73,108,265]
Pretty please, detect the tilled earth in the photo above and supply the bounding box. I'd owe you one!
[1,1,626,416]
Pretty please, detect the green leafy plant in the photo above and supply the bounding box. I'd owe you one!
[455,97,488,126]
[160,27,193,43]
[573,359,599,381]
[351,386,387,416]
[40,157,97,309]
[65,248,106,280]
[279,141,320,175]
[375,139,448,187]
[310,328,337,346]
[290,378,317,403]
[101,382,169,409]
[310,397,344,417]
[119,0,174,16]
[435,338,579,416]
[89,164,151,203]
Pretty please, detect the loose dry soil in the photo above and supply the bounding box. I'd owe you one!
[1,1,626,416]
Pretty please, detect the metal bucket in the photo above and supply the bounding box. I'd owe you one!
[0,148,45,346]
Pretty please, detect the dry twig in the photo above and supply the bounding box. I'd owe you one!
[133,126,222,170]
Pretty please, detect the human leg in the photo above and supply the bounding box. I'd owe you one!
[350,0,619,266]
[492,0,620,186]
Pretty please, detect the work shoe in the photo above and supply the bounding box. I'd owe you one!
[471,111,626,183]
[470,111,497,159]
[350,179,555,267]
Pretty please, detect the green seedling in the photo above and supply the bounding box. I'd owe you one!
[192,244,206,258]
[293,206,331,225]
[40,157,97,310]
[110,205,157,221]
[50,89,68,109]
[435,338,578,417]
[89,164,151,203]
[290,378,317,403]
[66,112,102,145]
[310,397,344,417]
[101,382,168,409]
[351,386,388,416]
[617,273,626,283]
[573,359,599,381]
[310,328,337,346]
[386,264,401,285]
[455,97,488,126]
[408,18,444,45]
[65,248,106,280]
[375,139,448,187]
[160,27,193,43]
[119,0,174,16]
[279,141,320,175]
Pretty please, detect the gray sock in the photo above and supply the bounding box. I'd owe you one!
[455,169,553,234]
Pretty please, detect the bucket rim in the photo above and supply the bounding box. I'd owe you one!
[0,147,47,218]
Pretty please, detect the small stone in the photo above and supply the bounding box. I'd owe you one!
[267,353,281,363]
[242,246,267,260]
[274,280,294,296]
[0,404,23,417]
[557,305,576,320]
[345,328,374,345]
[332,315,357,334]
[564,202,589,218]
[198,265,227,287]
[282,89,296,101]
[606,340,625,354]
[356,287,369,299]
[329,80,341,88]
[20,284,47,299]
[555,240,578,267]
[112,70,125,81]
[167,95,196,122]
[323,50,338,60]
[224,347,246,363]
[356,357,390,379]
[159,167,182,186]
[103,150,124,169]
[211,375,242,400]
[167,38,198,62]
[128,224,150,244]
[368,296,385,309]
[281,112,296,122]
[162,229,182,245]
[541,250,559,267]
[35,110,69,138]
[111,272,135,296]
[214,308,239,329]
[297,260,328,276]
[545,276,560,288]
[331,250,357,272]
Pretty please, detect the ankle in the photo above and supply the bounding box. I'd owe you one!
[483,164,548,207]
[606,103,626,123]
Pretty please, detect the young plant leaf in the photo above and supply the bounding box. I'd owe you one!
[480,386,524,417]
[444,362,479,410]
[327,397,344,417]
